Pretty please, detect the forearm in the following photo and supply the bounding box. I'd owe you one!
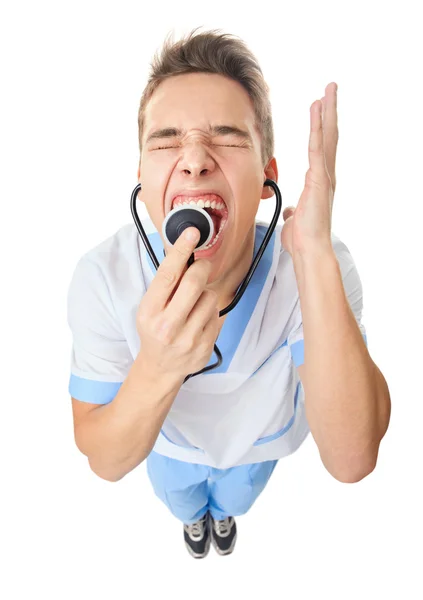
[293,245,391,480]
[75,352,184,482]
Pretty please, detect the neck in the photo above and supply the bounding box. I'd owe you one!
[208,225,255,312]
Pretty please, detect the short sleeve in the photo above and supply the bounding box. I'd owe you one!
[287,240,368,368]
[67,257,134,404]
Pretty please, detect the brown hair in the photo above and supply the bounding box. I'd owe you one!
[137,27,274,167]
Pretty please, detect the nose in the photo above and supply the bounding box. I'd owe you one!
[178,141,216,177]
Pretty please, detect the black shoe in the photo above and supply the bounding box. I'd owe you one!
[209,515,237,556]
[183,512,211,559]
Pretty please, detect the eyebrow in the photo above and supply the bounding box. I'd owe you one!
[145,124,252,144]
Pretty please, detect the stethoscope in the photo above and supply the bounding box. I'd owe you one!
[130,178,282,383]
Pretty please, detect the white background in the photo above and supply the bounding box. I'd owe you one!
[1,1,422,598]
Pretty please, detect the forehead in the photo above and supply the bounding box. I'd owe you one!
[143,72,257,135]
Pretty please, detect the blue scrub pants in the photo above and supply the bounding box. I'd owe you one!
[146,450,278,525]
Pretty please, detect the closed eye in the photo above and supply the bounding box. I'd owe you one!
[152,143,244,150]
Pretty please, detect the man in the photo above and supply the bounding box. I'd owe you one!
[67,29,391,559]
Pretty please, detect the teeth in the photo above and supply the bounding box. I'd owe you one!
[172,197,225,211]
[198,218,227,251]
[201,234,220,250]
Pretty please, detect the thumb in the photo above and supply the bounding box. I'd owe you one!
[283,206,296,221]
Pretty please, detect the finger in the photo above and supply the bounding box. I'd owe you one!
[320,95,326,118]
[283,206,295,221]
[308,100,327,180]
[183,288,217,340]
[164,261,213,330]
[144,227,201,313]
[322,82,338,187]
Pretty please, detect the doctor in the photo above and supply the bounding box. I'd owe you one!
[68,29,391,560]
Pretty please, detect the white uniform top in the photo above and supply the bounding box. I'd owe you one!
[67,217,367,469]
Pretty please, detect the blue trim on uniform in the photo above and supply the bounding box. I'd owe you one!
[253,381,300,446]
[159,428,205,453]
[144,222,276,374]
[290,339,305,368]
[290,331,368,368]
[69,374,122,404]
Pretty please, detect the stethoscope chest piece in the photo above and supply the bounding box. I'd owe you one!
[162,204,215,251]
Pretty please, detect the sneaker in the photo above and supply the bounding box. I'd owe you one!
[209,515,237,556]
[183,512,211,559]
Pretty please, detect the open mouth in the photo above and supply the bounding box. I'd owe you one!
[201,205,228,249]
[171,195,229,250]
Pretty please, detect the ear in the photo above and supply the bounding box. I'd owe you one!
[137,164,145,204]
[261,157,278,199]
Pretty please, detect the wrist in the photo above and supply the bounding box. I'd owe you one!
[292,240,337,268]
[135,350,185,391]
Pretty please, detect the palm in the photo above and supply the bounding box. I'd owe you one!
[280,83,338,257]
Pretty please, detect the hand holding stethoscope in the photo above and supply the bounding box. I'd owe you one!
[130,179,282,382]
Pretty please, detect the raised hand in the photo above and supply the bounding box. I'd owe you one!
[281,82,338,257]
